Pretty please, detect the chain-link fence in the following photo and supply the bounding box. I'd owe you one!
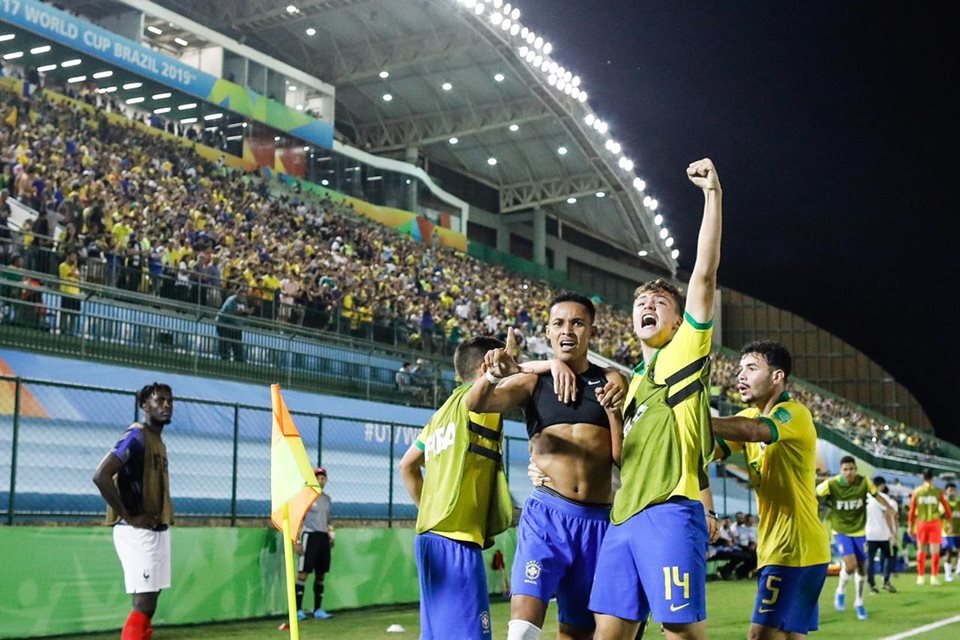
[0,375,552,525]
[0,372,760,527]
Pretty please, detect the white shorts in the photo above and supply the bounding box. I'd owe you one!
[113,524,172,594]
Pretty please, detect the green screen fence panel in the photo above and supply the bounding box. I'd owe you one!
[0,525,518,639]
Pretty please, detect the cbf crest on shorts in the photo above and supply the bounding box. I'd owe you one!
[524,560,542,584]
[480,610,491,632]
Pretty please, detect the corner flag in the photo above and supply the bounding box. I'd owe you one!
[270,384,322,539]
[270,384,323,638]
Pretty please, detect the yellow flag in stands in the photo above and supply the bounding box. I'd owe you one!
[270,384,322,540]
[4,108,16,127]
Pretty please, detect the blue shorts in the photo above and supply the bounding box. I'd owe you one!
[415,532,492,640]
[942,536,959,551]
[752,564,828,635]
[589,498,708,624]
[834,534,867,562]
[510,488,610,630]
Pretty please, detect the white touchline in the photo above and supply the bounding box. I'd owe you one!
[879,614,960,640]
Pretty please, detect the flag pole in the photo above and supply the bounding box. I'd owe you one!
[282,503,300,639]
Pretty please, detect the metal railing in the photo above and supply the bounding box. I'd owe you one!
[0,274,456,408]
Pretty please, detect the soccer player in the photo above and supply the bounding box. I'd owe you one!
[92,382,174,640]
[583,158,722,640]
[466,293,626,640]
[865,476,899,593]
[295,466,334,620]
[909,469,952,585]
[712,341,831,640]
[816,456,888,620]
[942,483,960,582]
[398,337,514,640]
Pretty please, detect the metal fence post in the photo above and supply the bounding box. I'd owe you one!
[133,391,140,423]
[388,422,395,528]
[317,415,323,467]
[366,351,372,400]
[720,463,728,515]
[7,378,21,525]
[230,404,240,527]
[193,319,200,375]
[286,336,293,387]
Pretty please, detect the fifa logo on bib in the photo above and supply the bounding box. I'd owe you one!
[524,560,542,584]
[424,421,456,461]
[623,404,648,439]
[480,610,491,632]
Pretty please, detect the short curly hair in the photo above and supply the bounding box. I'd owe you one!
[633,279,684,315]
[138,382,173,407]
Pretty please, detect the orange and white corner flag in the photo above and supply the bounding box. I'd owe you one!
[270,384,322,540]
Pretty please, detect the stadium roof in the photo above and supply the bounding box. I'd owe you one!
[58,0,678,273]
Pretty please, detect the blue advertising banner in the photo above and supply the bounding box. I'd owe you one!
[0,0,333,148]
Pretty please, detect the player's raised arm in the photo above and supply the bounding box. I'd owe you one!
[464,328,536,413]
[684,158,723,325]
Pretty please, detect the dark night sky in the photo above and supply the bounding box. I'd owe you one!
[516,2,959,443]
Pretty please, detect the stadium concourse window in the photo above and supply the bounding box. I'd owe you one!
[0,73,951,466]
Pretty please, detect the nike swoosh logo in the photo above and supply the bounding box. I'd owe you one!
[758,607,775,614]
[669,602,690,612]
[587,380,602,385]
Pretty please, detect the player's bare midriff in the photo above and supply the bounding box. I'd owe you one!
[531,422,613,505]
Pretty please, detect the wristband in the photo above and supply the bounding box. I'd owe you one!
[485,371,502,384]
[707,510,719,520]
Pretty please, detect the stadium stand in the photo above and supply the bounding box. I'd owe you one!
[0,74,952,466]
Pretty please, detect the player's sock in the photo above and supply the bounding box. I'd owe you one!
[121,610,150,640]
[946,562,954,580]
[854,572,866,607]
[918,550,927,577]
[314,577,325,610]
[836,566,851,594]
[144,622,152,640]
[507,619,542,640]
[932,553,941,577]
[295,580,305,611]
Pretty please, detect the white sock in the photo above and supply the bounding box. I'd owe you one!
[837,566,851,595]
[507,620,542,640]
[947,563,955,579]
[854,571,866,607]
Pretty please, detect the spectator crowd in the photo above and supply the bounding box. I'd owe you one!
[0,74,944,459]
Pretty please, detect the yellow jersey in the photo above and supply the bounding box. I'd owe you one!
[718,393,830,568]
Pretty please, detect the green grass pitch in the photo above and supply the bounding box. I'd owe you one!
[37,574,960,639]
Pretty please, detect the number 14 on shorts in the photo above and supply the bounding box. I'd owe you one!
[662,565,691,604]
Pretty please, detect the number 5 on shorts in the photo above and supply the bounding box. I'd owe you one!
[662,566,690,601]
[761,575,782,605]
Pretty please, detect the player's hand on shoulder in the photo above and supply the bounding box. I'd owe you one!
[596,372,627,412]
[549,359,577,404]
[686,158,721,193]
[527,460,551,487]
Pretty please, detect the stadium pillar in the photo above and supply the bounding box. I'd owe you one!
[496,225,510,254]
[97,9,144,42]
[405,147,419,212]
[533,206,547,266]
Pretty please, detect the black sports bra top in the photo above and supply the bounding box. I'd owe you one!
[525,363,612,438]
